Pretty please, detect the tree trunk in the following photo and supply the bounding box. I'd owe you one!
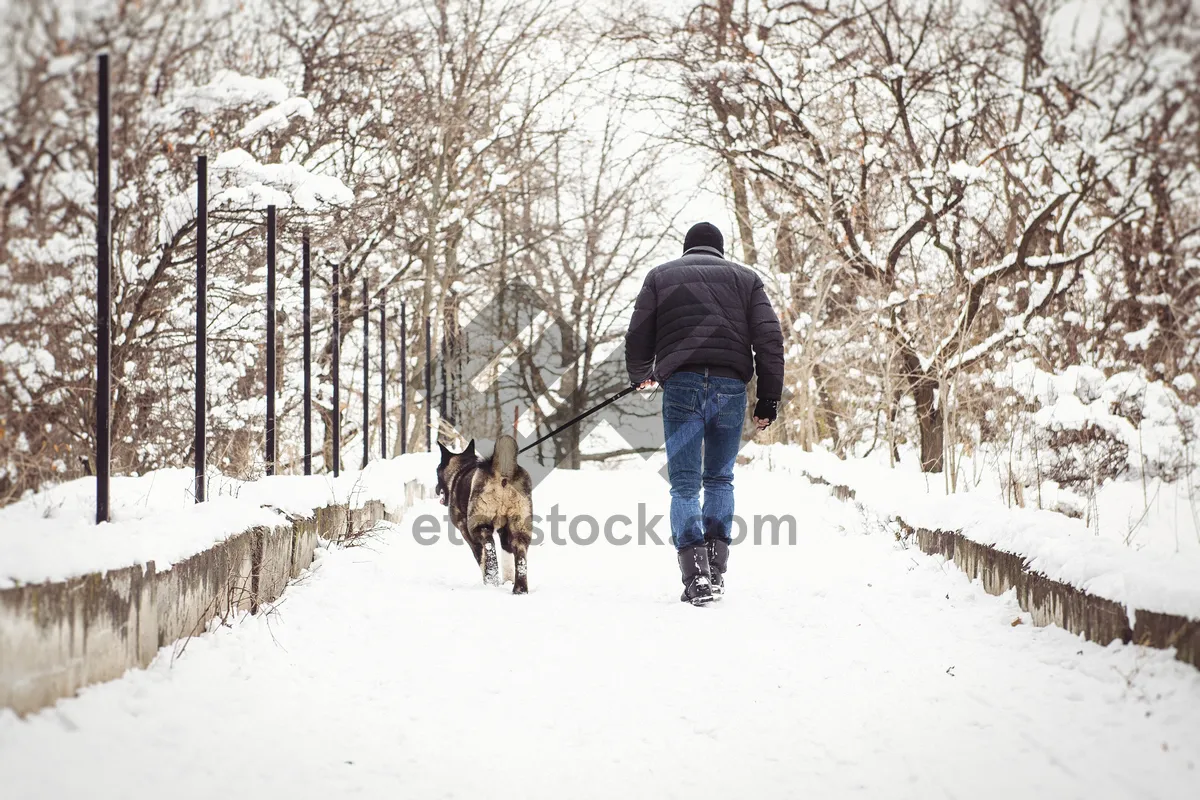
[727,158,758,265]
[912,375,944,473]
[811,363,841,453]
[712,0,757,266]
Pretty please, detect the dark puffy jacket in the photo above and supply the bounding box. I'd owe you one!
[624,246,785,400]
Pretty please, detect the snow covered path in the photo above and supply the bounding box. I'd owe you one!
[2,466,1198,799]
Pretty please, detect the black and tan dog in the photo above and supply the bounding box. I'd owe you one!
[436,434,534,594]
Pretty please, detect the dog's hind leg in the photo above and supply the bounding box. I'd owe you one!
[510,527,532,595]
[498,525,515,585]
[481,539,500,586]
[470,522,500,586]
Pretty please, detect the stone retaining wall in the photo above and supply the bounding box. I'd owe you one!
[799,471,1200,671]
[0,481,428,716]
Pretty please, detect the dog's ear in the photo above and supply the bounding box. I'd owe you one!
[464,439,476,458]
[438,440,453,463]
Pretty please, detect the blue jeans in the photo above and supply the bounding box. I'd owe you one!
[662,370,747,549]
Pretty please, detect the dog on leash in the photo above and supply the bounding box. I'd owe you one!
[436,434,534,594]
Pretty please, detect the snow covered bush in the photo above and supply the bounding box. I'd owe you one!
[1040,426,1130,493]
[993,361,1199,497]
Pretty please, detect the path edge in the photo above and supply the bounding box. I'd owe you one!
[797,471,1200,672]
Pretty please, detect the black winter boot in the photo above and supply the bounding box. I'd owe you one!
[677,545,715,606]
[707,539,729,599]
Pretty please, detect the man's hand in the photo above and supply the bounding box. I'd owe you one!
[634,379,657,390]
[752,398,778,431]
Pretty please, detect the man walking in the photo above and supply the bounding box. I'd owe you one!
[625,222,785,606]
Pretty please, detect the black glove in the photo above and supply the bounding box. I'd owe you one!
[753,398,778,425]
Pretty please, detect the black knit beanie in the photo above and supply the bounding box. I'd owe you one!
[683,222,724,256]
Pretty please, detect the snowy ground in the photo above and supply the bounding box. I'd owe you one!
[2,466,1199,799]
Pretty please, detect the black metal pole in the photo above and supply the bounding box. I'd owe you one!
[96,54,111,525]
[265,206,276,476]
[400,301,407,455]
[332,261,340,477]
[195,155,207,502]
[425,315,432,451]
[380,291,387,460]
[362,276,369,469]
[302,231,312,476]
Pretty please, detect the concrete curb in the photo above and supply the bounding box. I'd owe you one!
[798,471,1200,671]
[0,480,428,716]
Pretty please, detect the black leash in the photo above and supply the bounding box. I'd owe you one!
[518,386,637,454]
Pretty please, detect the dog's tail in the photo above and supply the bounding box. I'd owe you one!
[492,434,518,479]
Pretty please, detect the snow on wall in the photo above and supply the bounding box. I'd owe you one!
[0,454,437,589]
